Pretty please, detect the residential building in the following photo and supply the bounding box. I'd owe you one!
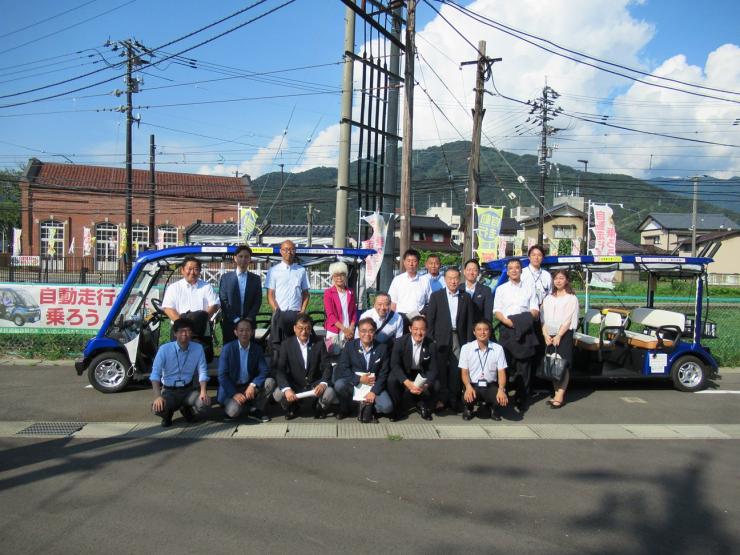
[519,202,586,253]
[638,212,736,253]
[426,202,462,244]
[676,230,740,285]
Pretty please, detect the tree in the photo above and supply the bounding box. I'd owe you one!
[0,169,21,252]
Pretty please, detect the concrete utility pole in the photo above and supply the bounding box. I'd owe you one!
[691,175,700,257]
[125,42,134,269]
[461,41,500,261]
[333,4,356,248]
[398,0,416,265]
[379,4,402,291]
[307,202,314,247]
[148,134,156,248]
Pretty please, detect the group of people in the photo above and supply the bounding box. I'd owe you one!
[150,240,579,427]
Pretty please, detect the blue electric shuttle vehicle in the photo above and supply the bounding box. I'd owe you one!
[75,245,375,393]
[484,254,719,392]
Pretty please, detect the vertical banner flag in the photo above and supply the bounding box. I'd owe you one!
[475,206,504,262]
[118,227,127,257]
[527,236,536,251]
[238,205,258,242]
[82,227,92,256]
[497,238,507,259]
[590,204,617,289]
[360,211,387,289]
[12,228,21,256]
[515,230,525,256]
[571,238,581,256]
[47,227,57,256]
[68,237,76,255]
[156,229,165,250]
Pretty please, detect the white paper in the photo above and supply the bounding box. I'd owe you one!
[353,384,372,401]
[413,374,427,388]
[295,390,317,400]
[649,353,668,374]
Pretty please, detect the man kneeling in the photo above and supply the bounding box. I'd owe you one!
[333,317,393,422]
[388,316,438,421]
[459,320,509,421]
[150,318,211,427]
[217,318,276,422]
[273,314,337,419]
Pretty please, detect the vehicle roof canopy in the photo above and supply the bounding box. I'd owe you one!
[484,254,713,278]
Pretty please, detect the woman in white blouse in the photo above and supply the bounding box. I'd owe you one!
[541,270,579,408]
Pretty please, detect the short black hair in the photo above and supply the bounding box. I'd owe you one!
[444,266,461,277]
[295,313,313,327]
[507,258,523,270]
[473,319,492,331]
[426,253,441,262]
[235,245,253,256]
[172,318,193,333]
[402,249,421,261]
[409,315,427,327]
[463,258,480,270]
[235,317,254,329]
[181,255,201,270]
[358,317,378,330]
[528,244,545,257]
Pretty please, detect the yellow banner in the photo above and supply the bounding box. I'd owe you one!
[239,207,258,241]
[475,206,504,262]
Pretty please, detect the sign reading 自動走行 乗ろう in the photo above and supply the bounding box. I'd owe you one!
[0,284,121,333]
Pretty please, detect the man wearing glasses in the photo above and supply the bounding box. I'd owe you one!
[265,240,310,351]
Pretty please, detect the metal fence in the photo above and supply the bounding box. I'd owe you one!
[0,255,126,285]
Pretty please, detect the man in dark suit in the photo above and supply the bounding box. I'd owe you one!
[388,316,438,421]
[333,317,393,421]
[427,267,474,412]
[219,245,262,344]
[461,259,493,324]
[217,318,275,422]
[272,314,336,419]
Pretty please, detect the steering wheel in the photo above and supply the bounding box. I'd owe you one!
[150,297,166,316]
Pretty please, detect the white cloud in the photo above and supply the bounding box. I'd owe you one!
[197,133,288,179]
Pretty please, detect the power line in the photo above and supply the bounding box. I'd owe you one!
[0,0,99,40]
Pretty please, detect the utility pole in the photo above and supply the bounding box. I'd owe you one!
[691,175,700,257]
[379,3,402,290]
[461,42,501,260]
[149,134,156,248]
[398,0,416,265]
[578,159,588,251]
[125,42,134,269]
[333,4,356,247]
[529,83,562,245]
[307,202,314,246]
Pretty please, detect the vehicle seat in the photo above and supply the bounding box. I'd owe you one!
[574,309,621,351]
[621,308,685,350]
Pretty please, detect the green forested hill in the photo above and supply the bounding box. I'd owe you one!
[251,141,739,244]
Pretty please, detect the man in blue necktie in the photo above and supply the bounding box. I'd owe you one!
[219,245,262,344]
[150,318,211,427]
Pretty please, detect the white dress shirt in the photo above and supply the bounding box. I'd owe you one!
[521,265,553,306]
[446,288,459,330]
[388,272,432,314]
[356,308,404,343]
[162,278,219,318]
[458,340,508,383]
[493,280,538,318]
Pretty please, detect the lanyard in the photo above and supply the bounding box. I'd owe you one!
[476,347,490,379]
[176,347,190,379]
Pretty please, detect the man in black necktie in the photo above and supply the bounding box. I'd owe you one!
[219,245,262,344]
[426,267,474,413]
[272,314,336,419]
[388,316,439,421]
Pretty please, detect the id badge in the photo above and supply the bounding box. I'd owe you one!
[175,380,185,387]
[477,380,488,388]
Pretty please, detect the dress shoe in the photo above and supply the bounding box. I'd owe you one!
[180,405,195,423]
[462,404,474,421]
[161,410,174,428]
[252,409,271,423]
[336,411,348,420]
[491,408,502,421]
[314,406,328,419]
[419,406,433,421]
[477,404,491,420]
[285,404,299,420]
[516,395,530,414]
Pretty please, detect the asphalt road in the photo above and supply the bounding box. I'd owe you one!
[0,362,738,424]
[0,438,737,554]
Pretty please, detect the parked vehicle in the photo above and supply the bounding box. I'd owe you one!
[484,255,719,392]
[75,245,375,393]
[0,287,42,326]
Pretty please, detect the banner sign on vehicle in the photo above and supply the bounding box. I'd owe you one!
[0,284,121,333]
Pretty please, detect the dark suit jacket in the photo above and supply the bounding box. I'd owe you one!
[461,282,493,324]
[274,335,331,392]
[333,338,390,395]
[217,339,269,404]
[218,270,262,342]
[499,312,539,360]
[427,288,474,348]
[390,334,439,385]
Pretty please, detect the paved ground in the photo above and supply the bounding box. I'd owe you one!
[1,363,738,553]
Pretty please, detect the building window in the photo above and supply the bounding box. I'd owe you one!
[412,232,423,241]
[432,233,444,243]
[552,225,577,239]
[158,225,178,249]
[132,224,149,257]
[40,220,65,258]
[95,223,119,262]
[652,236,661,245]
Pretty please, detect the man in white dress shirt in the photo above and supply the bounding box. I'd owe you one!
[521,244,551,381]
[388,249,432,329]
[356,292,404,345]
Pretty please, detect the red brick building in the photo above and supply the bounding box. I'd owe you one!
[20,158,253,263]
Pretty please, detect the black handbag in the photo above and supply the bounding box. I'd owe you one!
[358,402,377,423]
[538,344,567,381]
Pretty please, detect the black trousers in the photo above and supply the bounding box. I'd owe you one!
[387,375,437,414]
[437,333,462,407]
[270,309,299,350]
[465,384,504,408]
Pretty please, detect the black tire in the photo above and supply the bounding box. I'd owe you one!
[88,351,132,393]
[670,355,707,392]
[13,315,24,326]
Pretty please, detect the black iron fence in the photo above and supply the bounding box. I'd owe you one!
[0,254,128,285]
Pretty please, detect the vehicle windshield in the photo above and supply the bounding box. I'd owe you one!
[14,289,37,307]
[104,260,165,341]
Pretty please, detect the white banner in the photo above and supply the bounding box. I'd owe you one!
[82,227,92,256]
[360,212,387,289]
[590,204,617,289]
[0,284,120,332]
[68,237,76,255]
[12,228,21,257]
[156,229,165,250]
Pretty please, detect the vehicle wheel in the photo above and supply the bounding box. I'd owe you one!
[13,315,24,326]
[670,355,707,392]
[88,352,131,393]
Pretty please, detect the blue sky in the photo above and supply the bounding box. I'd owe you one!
[1,0,738,189]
